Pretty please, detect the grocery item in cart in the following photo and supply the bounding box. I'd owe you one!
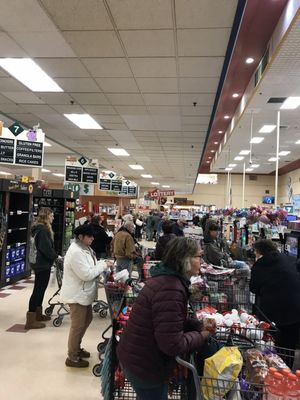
[245,348,268,384]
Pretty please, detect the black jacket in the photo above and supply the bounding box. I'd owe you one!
[250,251,300,326]
[172,223,184,237]
[203,235,230,266]
[155,233,176,260]
[31,224,57,271]
[90,224,112,258]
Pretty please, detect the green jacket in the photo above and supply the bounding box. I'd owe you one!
[31,224,57,271]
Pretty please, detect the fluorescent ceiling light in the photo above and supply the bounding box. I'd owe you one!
[232,93,239,98]
[246,168,254,172]
[52,173,65,177]
[151,182,160,185]
[228,164,237,167]
[141,174,152,178]
[225,167,232,171]
[108,148,129,156]
[280,96,300,110]
[0,58,63,92]
[64,113,103,129]
[251,164,260,168]
[214,142,218,145]
[268,157,278,162]
[259,125,276,133]
[250,137,264,144]
[224,115,230,119]
[239,150,250,155]
[234,156,244,161]
[218,130,223,134]
[206,161,210,164]
[42,168,51,173]
[278,151,290,156]
[296,140,300,144]
[210,150,215,153]
[246,57,254,64]
[44,141,52,147]
[162,185,170,188]
[129,164,144,170]
[0,171,12,175]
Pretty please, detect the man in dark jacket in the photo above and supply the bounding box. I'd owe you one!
[172,218,187,237]
[250,239,300,354]
[203,222,231,266]
[117,237,211,399]
[89,216,112,259]
[155,220,176,260]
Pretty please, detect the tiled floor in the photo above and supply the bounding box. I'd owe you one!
[0,272,107,400]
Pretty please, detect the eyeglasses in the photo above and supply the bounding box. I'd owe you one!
[193,254,203,258]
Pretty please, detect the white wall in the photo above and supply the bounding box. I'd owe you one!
[278,168,300,204]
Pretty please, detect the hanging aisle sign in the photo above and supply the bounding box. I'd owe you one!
[0,125,45,167]
[65,157,99,184]
[99,170,138,197]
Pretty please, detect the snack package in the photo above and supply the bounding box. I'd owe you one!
[263,351,291,371]
[245,349,268,384]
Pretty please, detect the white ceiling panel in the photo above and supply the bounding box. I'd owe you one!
[96,78,139,93]
[63,31,124,57]
[148,106,181,115]
[177,29,231,57]
[106,93,144,106]
[122,115,155,130]
[180,77,219,93]
[70,93,109,105]
[181,105,212,116]
[152,116,182,131]
[35,58,89,78]
[51,104,85,114]
[108,0,173,29]
[8,112,42,122]
[82,58,132,77]
[102,123,128,130]
[55,78,100,92]
[0,78,27,92]
[0,104,28,114]
[143,93,179,106]
[129,58,177,77]
[114,105,149,115]
[1,92,44,104]
[36,93,75,105]
[92,115,124,124]
[120,30,175,57]
[136,78,178,93]
[178,57,224,77]
[0,33,27,57]
[10,31,76,57]
[181,116,210,125]
[181,93,215,106]
[40,0,113,30]
[82,104,117,114]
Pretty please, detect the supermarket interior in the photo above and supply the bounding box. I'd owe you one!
[1,0,300,399]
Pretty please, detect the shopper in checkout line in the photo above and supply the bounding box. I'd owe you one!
[89,215,112,260]
[250,239,300,363]
[60,224,113,368]
[117,237,213,400]
[155,220,176,260]
[25,207,57,329]
[172,217,188,237]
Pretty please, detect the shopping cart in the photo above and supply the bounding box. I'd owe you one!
[141,260,160,281]
[44,257,70,327]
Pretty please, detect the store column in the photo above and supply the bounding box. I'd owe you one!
[31,168,42,181]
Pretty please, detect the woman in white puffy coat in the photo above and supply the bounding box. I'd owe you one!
[61,224,112,368]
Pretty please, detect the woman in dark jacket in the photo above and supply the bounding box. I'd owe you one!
[25,207,57,329]
[155,220,176,260]
[89,215,112,259]
[250,239,300,352]
[117,237,211,399]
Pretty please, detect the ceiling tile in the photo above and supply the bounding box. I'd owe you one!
[102,123,128,130]
[36,92,75,105]
[51,104,85,114]
[181,105,212,116]
[177,29,231,56]
[0,32,27,57]
[182,116,210,125]
[82,105,117,114]
[175,0,238,28]
[152,115,181,131]
[107,0,173,29]
[143,93,179,106]
[129,58,177,77]
[63,31,124,57]
[82,58,132,77]
[106,93,144,106]
[136,78,178,93]
[92,115,124,124]
[70,93,109,105]
[0,104,28,114]
[122,115,155,130]
[180,77,219,93]
[41,0,113,30]
[115,105,149,115]
[0,78,27,92]
[96,78,139,93]
[10,31,76,57]
[1,92,44,104]
[120,30,175,57]
[178,57,224,77]
[22,104,59,114]
[148,106,181,115]
[35,58,89,78]
[181,93,215,106]
[0,94,13,104]
[55,78,100,92]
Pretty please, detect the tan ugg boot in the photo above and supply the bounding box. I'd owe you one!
[36,306,51,321]
[25,312,46,329]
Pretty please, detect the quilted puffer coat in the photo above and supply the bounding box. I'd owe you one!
[117,264,206,384]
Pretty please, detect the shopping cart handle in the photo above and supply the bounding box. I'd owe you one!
[175,356,202,399]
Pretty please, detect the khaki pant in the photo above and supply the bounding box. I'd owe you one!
[68,303,93,360]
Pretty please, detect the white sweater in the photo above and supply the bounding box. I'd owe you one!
[60,241,107,306]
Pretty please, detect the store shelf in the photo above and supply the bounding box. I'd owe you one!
[8,227,28,233]
[9,211,29,216]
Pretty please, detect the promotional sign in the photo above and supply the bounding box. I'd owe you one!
[99,170,138,197]
[0,126,45,167]
[65,166,82,182]
[65,157,99,184]
[82,167,98,183]
[79,183,95,196]
[148,189,175,198]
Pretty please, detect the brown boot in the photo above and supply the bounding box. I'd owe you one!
[36,306,51,321]
[65,358,89,368]
[25,312,46,329]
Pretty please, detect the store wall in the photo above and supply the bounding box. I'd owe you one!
[278,168,300,204]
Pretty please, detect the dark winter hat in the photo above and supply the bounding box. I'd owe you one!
[74,224,95,237]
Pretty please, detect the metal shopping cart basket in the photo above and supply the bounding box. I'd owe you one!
[44,257,70,327]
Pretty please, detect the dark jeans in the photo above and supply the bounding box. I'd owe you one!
[28,269,51,312]
[131,383,168,400]
[275,321,300,368]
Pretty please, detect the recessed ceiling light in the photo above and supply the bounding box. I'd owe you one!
[259,125,276,133]
[210,150,215,153]
[239,150,250,155]
[250,137,264,144]
[206,161,210,164]
[296,140,300,144]
[0,171,12,175]
[42,168,51,173]
[64,114,103,129]
[129,164,144,170]
[44,141,52,147]
[225,167,232,171]
[280,96,300,110]
[151,182,160,185]
[278,151,291,156]
[52,173,65,177]
[214,142,218,145]
[268,157,279,162]
[0,58,63,92]
[224,115,230,119]
[232,93,239,98]
[218,130,223,134]
[162,185,170,188]
[246,168,254,172]
[251,164,260,168]
[141,174,152,178]
[246,57,254,64]
[228,164,237,167]
[234,156,244,161]
[108,148,130,156]
[208,156,212,159]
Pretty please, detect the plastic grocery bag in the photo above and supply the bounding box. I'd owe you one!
[201,346,243,400]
